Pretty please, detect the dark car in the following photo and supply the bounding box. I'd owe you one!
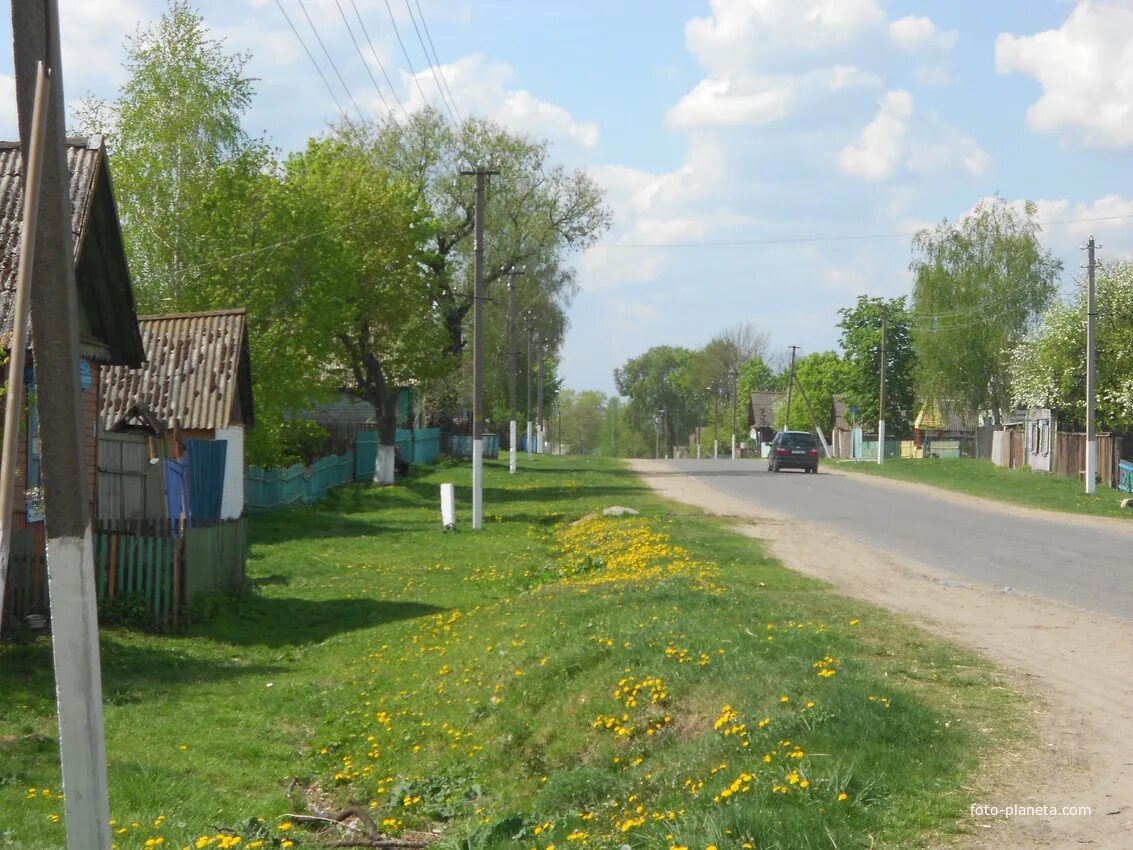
[767,430,820,473]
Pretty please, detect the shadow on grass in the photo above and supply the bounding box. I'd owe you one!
[190,595,446,648]
[248,507,389,548]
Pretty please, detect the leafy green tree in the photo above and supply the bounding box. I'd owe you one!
[555,389,607,455]
[837,295,915,436]
[910,198,1062,425]
[614,346,697,457]
[1009,260,1133,430]
[281,138,449,463]
[598,396,634,457]
[776,352,851,432]
[74,0,269,311]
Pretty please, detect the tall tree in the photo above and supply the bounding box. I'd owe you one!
[838,295,915,436]
[910,198,1062,425]
[1009,260,1133,431]
[776,351,851,432]
[75,0,269,311]
[281,138,449,474]
[614,346,696,457]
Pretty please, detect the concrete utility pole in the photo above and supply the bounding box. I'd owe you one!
[12,3,112,847]
[730,368,738,460]
[1086,236,1098,495]
[712,384,719,459]
[878,305,888,465]
[536,342,545,453]
[460,167,498,530]
[506,268,525,474]
[785,345,799,427]
[526,320,534,460]
[0,60,48,630]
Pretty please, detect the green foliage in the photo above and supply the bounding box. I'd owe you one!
[1009,260,1133,429]
[777,351,851,432]
[614,345,697,456]
[554,389,607,455]
[97,593,152,629]
[910,198,1062,423]
[838,295,916,436]
[276,420,330,466]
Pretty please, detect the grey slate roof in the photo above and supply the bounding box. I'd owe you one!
[0,137,144,365]
[101,308,254,432]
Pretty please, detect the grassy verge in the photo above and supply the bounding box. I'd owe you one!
[1,456,1026,850]
[836,456,1133,520]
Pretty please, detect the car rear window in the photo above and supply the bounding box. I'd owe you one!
[779,433,817,449]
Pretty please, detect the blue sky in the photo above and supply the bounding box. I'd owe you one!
[2,0,1131,395]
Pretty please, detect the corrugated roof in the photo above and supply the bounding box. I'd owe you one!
[0,136,144,365]
[101,308,254,431]
[0,137,100,338]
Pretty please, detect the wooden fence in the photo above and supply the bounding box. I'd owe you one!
[2,518,247,630]
[1052,432,1123,489]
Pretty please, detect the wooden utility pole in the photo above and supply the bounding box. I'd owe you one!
[0,60,48,630]
[459,167,497,530]
[1086,236,1097,494]
[12,3,112,846]
[784,345,799,427]
[878,305,888,465]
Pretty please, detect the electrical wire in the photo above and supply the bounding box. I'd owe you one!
[405,0,462,126]
[273,0,347,118]
[334,0,392,117]
[603,212,1133,249]
[296,0,366,123]
[381,0,433,111]
[349,0,410,123]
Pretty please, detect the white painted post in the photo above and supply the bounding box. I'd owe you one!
[471,439,483,529]
[731,434,736,459]
[526,421,533,460]
[509,420,517,474]
[440,482,455,529]
[713,439,718,460]
[47,530,111,849]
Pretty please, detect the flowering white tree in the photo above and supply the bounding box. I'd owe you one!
[1009,260,1133,429]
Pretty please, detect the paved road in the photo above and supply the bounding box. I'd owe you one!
[664,458,1133,621]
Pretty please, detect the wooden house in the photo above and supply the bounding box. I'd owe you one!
[101,308,254,523]
[0,137,146,621]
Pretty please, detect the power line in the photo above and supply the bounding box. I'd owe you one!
[349,0,410,122]
[334,0,392,117]
[406,0,462,125]
[296,0,366,123]
[603,212,1133,249]
[273,0,347,118]
[382,0,433,111]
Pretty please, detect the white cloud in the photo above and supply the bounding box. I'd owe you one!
[839,89,913,180]
[404,55,599,149]
[995,1,1133,149]
[685,0,886,76]
[889,16,957,53]
[666,76,795,128]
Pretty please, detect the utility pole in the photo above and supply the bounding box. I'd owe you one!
[712,384,719,459]
[0,60,48,630]
[730,368,738,460]
[506,268,525,474]
[12,3,112,847]
[1086,236,1098,494]
[460,167,498,530]
[785,345,799,428]
[526,320,534,460]
[878,305,888,465]
[536,342,545,453]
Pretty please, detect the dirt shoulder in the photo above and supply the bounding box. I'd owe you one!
[629,459,1133,850]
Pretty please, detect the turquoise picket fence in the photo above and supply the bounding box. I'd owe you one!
[246,451,354,511]
[355,428,442,478]
[1119,460,1133,494]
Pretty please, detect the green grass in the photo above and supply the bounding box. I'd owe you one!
[836,456,1133,520]
[0,456,1027,850]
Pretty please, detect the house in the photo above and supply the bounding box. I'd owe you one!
[913,401,977,458]
[748,390,785,446]
[101,308,254,523]
[0,137,146,621]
